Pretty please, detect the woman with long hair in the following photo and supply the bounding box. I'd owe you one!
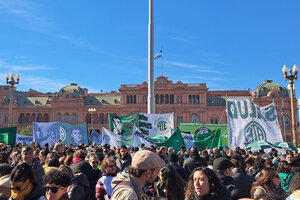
[9,162,46,200]
[278,161,294,194]
[251,167,286,199]
[154,166,186,200]
[185,167,231,200]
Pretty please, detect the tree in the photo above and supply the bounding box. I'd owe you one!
[20,129,32,136]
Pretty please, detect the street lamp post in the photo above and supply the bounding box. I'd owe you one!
[282,64,298,147]
[6,72,20,127]
[88,108,96,131]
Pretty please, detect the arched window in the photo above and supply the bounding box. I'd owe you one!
[43,113,49,122]
[196,95,200,104]
[155,95,159,104]
[134,95,136,104]
[57,113,62,122]
[165,94,169,104]
[72,113,77,124]
[192,95,196,104]
[99,114,105,124]
[130,95,133,104]
[160,94,164,104]
[64,113,69,123]
[170,95,174,104]
[189,95,192,104]
[37,113,42,122]
[192,113,198,123]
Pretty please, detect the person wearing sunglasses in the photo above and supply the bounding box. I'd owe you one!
[10,162,46,200]
[44,169,72,200]
[251,167,286,199]
[95,158,117,200]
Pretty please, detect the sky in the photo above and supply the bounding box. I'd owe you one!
[0,0,300,97]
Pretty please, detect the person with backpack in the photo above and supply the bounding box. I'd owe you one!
[110,150,165,200]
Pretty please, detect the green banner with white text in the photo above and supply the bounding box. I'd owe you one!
[0,127,17,145]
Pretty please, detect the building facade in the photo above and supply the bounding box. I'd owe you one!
[0,76,298,143]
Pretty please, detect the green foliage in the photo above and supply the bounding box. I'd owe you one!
[20,129,32,136]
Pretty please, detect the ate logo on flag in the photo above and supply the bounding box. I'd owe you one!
[244,121,267,145]
[155,118,170,136]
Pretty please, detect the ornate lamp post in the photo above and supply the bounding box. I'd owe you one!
[6,72,20,127]
[282,64,298,147]
[88,108,96,131]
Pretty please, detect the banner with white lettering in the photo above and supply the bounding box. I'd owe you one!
[102,128,123,148]
[16,134,33,144]
[139,113,174,138]
[227,98,283,149]
[181,132,194,151]
[131,126,157,148]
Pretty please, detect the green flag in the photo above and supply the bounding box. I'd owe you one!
[194,129,222,150]
[178,123,228,146]
[0,127,17,145]
[156,128,185,152]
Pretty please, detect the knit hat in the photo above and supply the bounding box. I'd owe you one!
[213,157,234,171]
[131,150,165,170]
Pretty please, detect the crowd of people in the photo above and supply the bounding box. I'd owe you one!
[0,141,300,200]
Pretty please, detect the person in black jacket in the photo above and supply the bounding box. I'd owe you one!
[183,147,207,176]
[116,145,132,172]
[70,150,98,198]
[231,156,255,199]
[213,157,238,200]
[168,153,188,181]
[9,162,45,200]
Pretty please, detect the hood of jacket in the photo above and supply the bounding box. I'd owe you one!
[72,173,90,188]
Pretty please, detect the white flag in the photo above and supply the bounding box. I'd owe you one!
[102,128,123,148]
[131,126,157,148]
[227,98,283,149]
[181,132,194,151]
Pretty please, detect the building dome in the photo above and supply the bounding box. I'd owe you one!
[57,83,85,98]
[253,80,289,98]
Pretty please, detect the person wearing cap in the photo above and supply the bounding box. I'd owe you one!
[213,157,238,199]
[261,153,273,168]
[110,150,165,200]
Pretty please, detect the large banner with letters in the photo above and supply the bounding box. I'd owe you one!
[139,113,174,139]
[131,126,157,148]
[227,98,283,149]
[102,127,123,148]
[33,122,88,146]
[109,113,174,140]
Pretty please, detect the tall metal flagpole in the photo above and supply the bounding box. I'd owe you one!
[148,0,155,114]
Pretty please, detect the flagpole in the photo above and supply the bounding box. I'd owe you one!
[161,48,163,76]
[148,0,155,114]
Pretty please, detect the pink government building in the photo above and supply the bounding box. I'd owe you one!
[0,76,297,143]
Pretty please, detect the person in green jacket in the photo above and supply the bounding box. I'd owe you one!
[278,161,294,194]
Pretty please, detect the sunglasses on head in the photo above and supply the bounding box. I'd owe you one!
[44,186,65,193]
[10,186,21,191]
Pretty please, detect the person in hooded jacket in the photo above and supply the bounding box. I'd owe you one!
[58,165,94,200]
[278,161,294,194]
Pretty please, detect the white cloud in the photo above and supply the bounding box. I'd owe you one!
[166,61,212,69]
[0,60,53,71]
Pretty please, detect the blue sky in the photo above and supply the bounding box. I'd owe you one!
[0,0,300,97]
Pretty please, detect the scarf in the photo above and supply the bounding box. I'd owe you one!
[11,182,33,200]
[72,156,83,164]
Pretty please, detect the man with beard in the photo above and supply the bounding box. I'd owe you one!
[116,145,132,172]
[110,150,165,200]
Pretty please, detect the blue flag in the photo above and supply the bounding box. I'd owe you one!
[154,49,162,60]
[89,129,102,145]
